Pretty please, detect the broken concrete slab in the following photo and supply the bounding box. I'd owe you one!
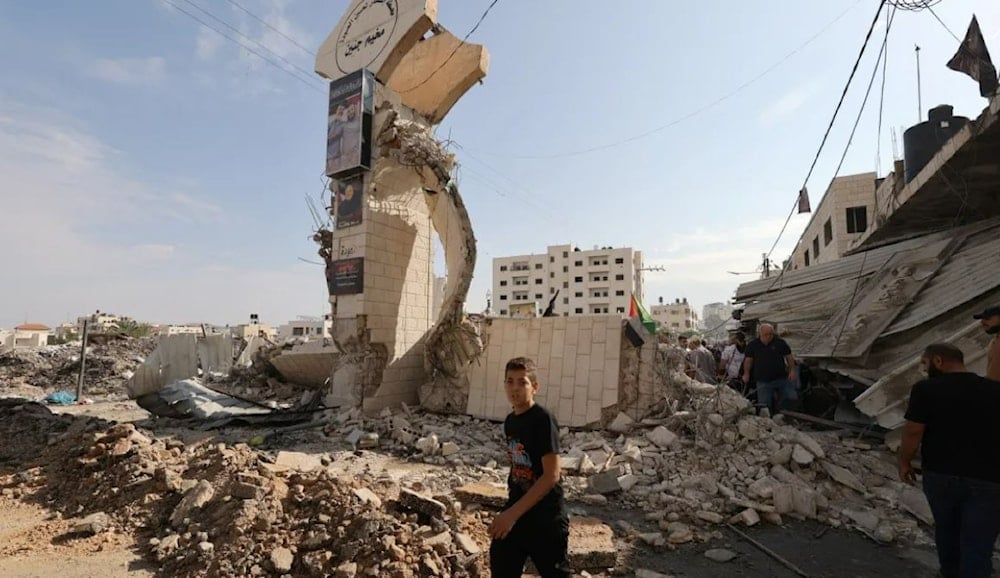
[822,461,866,493]
[170,480,214,527]
[71,512,110,535]
[399,488,447,519]
[607,412,634,433]
[352,487,382,508]
[454,483,507,508]
[588,471,622,495]
[646,426,678,448]
[274,451,324,473]
[568,517,616,570]
[705,548,738,563]
[791,444,815,465]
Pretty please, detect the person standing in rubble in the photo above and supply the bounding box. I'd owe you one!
[741,323,797,414]
[720,332,747,389]
[899,343,1000,578]
[489,357,571,578]
[687,337,717,384]
[972,305,1000,381]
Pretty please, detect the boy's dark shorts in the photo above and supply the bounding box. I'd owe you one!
[489,512,571,578]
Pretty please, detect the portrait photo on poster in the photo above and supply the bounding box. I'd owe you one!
[325,70,373,177]
[335,174,364,228]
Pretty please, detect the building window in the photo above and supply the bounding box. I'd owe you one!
[535,293,543,299]
[615,257,624,264]
[574,308,583,314]
[563,266,568,273]
[812,236,820,258]
[615,290,625,296]
[563,281,568,288]
[534,263,543,270]
[550,287,555,294]
[615,307,625,313]
[575,292,583,298]
[846,206,868,234]
[563,251,568,258]
[500,280,507,286]
[535,279,543,285]
[615,274,624,281]
[500,309,508,315]
[824,219,833,245]
[804,249,810,267]
[671,322,679,328]
[500,265,507,272]
[549,256,554,263]
[574,260,583,267]
[574,276,583,283]
[292,327,304,336]
[499,295,507,301]
[549,272,555,279]
[563,297,569,304]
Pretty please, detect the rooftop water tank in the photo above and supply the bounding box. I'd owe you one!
[903,104,969,182]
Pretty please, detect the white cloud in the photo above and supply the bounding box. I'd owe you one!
[758,79,823,126]
[0,101,272,327]
[196,27,223,60]
[89,57,167,87]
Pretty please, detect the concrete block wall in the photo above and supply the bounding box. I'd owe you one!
[466,316,624,427]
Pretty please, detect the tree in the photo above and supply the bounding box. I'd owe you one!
[116,318,152,338]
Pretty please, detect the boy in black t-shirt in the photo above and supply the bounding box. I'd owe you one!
[488,357,571,578]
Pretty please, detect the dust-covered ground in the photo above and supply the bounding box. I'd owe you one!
[0,393,953,578]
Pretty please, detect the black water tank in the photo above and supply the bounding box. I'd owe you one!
[903,105,969,182]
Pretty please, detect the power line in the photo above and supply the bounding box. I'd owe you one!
[762,0,888,265]
[160,0,324,93]
[177,0,321,85]
[926,5,962,42]
[398,0,502,93]
[224,0,315,55]
[472,0,864,160]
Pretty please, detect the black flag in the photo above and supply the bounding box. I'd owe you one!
[797,187,811,214]
[947,16,998,98]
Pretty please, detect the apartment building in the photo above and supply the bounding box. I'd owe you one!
[492,244,644,318]
[277,316,332,341]
[650,298,698,333]
[790,172,891,269]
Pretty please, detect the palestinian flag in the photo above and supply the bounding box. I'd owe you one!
[629,294,658,334]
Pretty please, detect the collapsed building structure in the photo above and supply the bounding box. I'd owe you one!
[735,95,1000,432]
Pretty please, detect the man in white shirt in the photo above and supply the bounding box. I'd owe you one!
[720,332,747,385]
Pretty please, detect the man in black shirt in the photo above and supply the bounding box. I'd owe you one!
[900,343,1000,578]
[489,357,570,578]
[741,323,797,414]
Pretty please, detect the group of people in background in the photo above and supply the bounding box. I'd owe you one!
[675,325,797,415]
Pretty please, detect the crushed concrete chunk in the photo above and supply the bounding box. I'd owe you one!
[568,517,616,569]
[705,548,738,563]
[588,471,622,495]
[270,547,294,573]
[454,483,507,508]
[769,445,793,466]
[607,412,634,433]
[791,444,814,465]
[731,508,760,527]
[170,480,214,527]
[646,426,678,448]
[795,432,825,459]
[274,451,323,472]
[822,461,866,493]
[71,512,110,535]
[455,532,480,555]
[352,487,382,508]
[440,441,460,456]
[399,488,447,519]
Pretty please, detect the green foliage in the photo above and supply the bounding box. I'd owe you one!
[116,318,152,338]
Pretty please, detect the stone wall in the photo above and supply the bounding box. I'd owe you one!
[465,316,630,427]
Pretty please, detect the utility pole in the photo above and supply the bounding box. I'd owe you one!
[76,319,89,402]
[915,44,923,122]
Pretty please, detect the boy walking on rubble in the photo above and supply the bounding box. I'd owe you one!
[489,357,571,578]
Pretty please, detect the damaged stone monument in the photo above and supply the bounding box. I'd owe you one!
[314,0,489,413]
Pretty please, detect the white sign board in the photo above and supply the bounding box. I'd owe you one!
[315,0,436,82]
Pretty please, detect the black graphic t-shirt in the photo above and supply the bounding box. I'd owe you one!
[503,404,565,519]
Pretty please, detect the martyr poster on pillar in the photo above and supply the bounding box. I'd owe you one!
[335,174,364,228]
[326,69,374,178]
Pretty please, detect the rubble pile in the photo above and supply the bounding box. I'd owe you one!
[0,337,155,396]
[0,401,492,577]
[223,341,302,403]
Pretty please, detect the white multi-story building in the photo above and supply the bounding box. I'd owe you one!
[492,244,644,318]
[650,298,698,334]
[701,302,736,341]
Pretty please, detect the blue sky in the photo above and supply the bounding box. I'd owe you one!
[1,0,997,328]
